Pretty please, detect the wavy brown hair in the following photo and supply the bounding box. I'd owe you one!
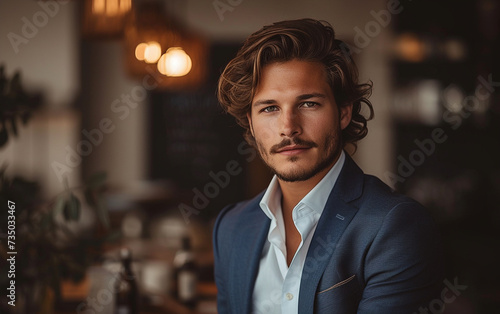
[217,18,374,149]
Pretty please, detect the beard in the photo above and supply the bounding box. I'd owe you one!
[255,128,342,182]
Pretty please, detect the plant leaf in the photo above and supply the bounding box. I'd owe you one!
[94,195,109,229]
[63,194,80,221]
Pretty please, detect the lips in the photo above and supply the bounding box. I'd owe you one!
[275,145,311,155]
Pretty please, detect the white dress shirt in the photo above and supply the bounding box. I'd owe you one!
[252,151,345,314]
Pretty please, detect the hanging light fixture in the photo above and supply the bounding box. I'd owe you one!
[82,0,132,38]
[135,41,163,64]
[157,47,192,77]
[124,1,208,90]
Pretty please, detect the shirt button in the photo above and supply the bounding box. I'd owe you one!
[285,293,293,300]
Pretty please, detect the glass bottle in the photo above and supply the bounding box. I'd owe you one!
[173,236,197,308]
[114,248,138,314]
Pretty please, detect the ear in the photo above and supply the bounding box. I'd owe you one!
[339,103,353,130]
[247,112,255,137]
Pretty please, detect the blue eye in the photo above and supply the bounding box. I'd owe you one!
[261,106,278,113]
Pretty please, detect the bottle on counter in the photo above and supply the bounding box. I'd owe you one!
[114,247,139,314]
[172,236,198,308]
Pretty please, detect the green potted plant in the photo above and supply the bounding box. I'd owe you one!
[0,65,117,313]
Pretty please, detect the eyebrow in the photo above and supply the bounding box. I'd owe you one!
[252,93,327,107]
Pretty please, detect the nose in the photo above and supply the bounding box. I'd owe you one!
[279,108,302,137]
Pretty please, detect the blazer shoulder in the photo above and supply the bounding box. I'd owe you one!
[216,191,264,222]
[213,191,267,261]
[213,191,266,238]
[361,174,423,209]
[354,174,435,230]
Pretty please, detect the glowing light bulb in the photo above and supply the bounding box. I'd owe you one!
[143,41,162,63]
[157,47,192,77]
[135,42,148,61]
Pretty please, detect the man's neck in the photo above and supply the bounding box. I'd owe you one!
[278,160,336,215]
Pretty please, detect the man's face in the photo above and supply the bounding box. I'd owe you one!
[248,59,352,182]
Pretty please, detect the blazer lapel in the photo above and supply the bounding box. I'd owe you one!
[299,154,364,312]
[228,194,270,314]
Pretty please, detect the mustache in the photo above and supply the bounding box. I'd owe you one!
[270,137,318,154]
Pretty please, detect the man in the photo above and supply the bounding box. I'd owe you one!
[213,18,444,314]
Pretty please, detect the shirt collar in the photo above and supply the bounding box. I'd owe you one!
[259,150,346,220]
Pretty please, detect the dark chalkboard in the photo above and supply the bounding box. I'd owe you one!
[148,43,248,218]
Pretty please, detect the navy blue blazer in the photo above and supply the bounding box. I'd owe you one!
[213,154,444,313]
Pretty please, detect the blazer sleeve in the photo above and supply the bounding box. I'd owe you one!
[357,201,445,313]
[213,204,234,314]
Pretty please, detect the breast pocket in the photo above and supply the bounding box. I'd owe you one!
[315,274,360,313]
[317,274,356,295]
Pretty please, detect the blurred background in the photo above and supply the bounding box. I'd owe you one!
[0,0,499,313]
